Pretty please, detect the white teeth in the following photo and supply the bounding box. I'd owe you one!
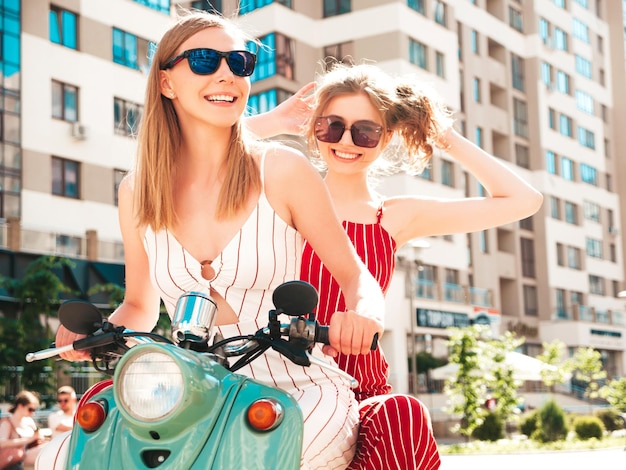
[335,150,359,160]
[207,95,234,102]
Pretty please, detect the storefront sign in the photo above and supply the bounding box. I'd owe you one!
[416,308,469,328]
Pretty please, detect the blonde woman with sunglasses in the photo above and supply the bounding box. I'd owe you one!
[53,12,388,470]
[250,63,543,469]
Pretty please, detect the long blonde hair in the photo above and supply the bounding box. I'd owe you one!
[307,63,453,175]
[134,11,261,230]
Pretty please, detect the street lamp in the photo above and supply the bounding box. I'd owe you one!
[398,238,430,395]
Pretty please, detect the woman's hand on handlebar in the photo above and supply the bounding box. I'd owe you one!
[324,310,381,357]
[55,325,90,361]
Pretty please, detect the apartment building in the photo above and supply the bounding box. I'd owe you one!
[1,0,625,397]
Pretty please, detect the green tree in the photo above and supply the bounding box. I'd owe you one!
[0,256,75,397]
[600,377,626,413]
[443,325,490,438]
[537,339,573,389]
[569,347,607,406]
[485,331,524,430]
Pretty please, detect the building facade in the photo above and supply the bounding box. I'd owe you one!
[1,0,625,397]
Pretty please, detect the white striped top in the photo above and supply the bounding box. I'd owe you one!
[142,153,358,469]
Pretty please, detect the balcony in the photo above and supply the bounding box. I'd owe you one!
[0,218,124,263]
[415,279,493,308]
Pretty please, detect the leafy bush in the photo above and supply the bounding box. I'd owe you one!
[596,408,625,432]
[471,412,504,441]
[519,410,538,437]
[531,399,568,442]
[573,416,604,440]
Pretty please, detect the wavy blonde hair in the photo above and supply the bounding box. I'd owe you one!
[307,63,453,176]
[134,11,261,230]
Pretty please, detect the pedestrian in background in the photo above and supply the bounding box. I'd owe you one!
[47,386,77,438]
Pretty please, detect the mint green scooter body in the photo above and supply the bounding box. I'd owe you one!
[65,343,303,469]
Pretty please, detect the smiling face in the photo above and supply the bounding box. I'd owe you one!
[159,26,251,130]
[316,93,390,175]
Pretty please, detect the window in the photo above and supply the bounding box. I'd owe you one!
[575,90,594,114]
[239,0,290,15]
[578,127,596,149]
[589,275,604,295]
[114,169,125,206]
[561,157,574,181]
[472,77,481,102]
[565,201,578,224]
[132,0,170,14]
[573,18,590,43]
[515,144,529,169]
[554,27,568,51]
[511,54,524,91]
[419,166,432,181]
[323,0,351,17]
[567,246,581,269]
[434,1,446,26]
[541,62,552,86]
[556,288,566,318]
[252,33,294,82]
[52,157,80,198]
[409,39,427,69]
[556,70,570,94]
[52,80,78,122]
[546,150,557,174]
[323,41,355,67]
[475,127,482,148]
[240,0,292,14]
[523,285,538,316]
[539,18,549,43]
[470,30,478,54]
[49,5,77,49]
[550,196,561,219]
[247,88,291,115]
[559,114,572,137]
[441,160,454,187]
[520,216,533,231]
[509,7,523,32]
[583,200,600,222]
[586,237,602,258]
[580,163,597,186]
[573,0,589,7]
[575,55,592,78]
[191,1,222,13]
[407,0,425,14]
[513,99,528,138]
[556,242,564,266]
[114,97,143,136]
[112,28,150,73]
[435,51,445,78]
[479,231,488,253]
[521,238,536,278]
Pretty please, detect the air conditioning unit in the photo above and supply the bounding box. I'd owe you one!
[609,225,619,236]
[71,122,88,140]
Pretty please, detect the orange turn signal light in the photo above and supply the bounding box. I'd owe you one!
[77,400,107,433]
[247,398,283,432]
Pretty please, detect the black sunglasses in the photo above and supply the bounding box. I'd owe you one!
[161,48,256,77]
[314,116,383,148]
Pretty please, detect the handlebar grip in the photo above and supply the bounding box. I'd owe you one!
[315,326,378,351]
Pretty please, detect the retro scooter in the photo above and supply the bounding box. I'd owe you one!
[27,280,358,469]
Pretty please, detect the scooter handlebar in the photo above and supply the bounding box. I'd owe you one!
[315,326,378,351]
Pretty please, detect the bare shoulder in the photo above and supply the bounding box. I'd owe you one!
[262,143,318,186]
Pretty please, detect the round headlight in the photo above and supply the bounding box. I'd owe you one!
[117,350,184,421]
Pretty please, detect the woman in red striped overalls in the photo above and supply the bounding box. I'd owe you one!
[253,63,542,469]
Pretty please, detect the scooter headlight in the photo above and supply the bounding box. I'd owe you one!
[117,349,184,421]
